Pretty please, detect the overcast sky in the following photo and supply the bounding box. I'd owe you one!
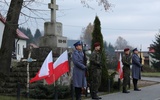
[9,0,160,51]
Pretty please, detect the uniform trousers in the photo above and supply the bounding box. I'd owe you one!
[75,87,82,100]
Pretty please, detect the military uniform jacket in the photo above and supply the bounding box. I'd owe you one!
[122,54,131,69]
[72,50,87,87]
[90,50,102,69]
[132,53,141,79]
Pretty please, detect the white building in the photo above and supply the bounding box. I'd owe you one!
[0,14,29,61]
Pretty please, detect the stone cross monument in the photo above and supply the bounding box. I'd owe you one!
[39,0,67,48]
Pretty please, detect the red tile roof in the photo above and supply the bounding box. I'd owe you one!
[16,29,29,39]
[0,14,29,40]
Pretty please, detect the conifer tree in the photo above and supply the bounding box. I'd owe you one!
[150,34,160,71]
[34,29,42,46]
[91,16,109,91]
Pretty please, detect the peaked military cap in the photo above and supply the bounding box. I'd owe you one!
[73,41,82,47]
[124,48,130,52]
[133,48,138,52]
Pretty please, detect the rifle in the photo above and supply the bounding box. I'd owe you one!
[82,42,90,97]
[82,43,87,66]
[140,45,143,71]
[82,43,89,76]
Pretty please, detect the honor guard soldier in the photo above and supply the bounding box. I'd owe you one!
[122,48,131,93]
[90,42,102,99]
[132,48,142,91]
[72,41,87,100]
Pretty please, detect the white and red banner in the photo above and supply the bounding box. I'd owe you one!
[117,53,123,79]
[30,51,53,83]
[45,50,69,84]
[30,50,69,85]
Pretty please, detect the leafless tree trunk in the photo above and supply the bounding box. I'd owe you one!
[0,0,23,74]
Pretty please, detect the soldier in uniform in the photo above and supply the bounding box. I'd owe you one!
[122,48,131,93]
[72,41,87,100]
[132,48,141,91]
[90,42,102,99]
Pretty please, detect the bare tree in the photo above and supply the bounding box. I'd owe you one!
[81,0,111,11]
[115,36,133,50]
[81,23,94,48]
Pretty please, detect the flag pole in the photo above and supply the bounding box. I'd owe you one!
[53,70,58,100]
[118,53,121,91]
[52,51,58,100]
[118,78,121,91]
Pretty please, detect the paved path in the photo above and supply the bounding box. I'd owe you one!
[85,77,160,100]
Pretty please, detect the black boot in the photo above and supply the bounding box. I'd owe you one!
[133,79,141,91]
[75,87,82,100]
[92,91,99,99]
[134,88,141,91]
[122,87,130,93]
[134,84,141,91]
[95,91,102,99]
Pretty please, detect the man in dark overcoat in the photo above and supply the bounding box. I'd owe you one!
[132,48,142,91]
[122,48,131,93]
[72,41,87,100]
[90,42,102,99]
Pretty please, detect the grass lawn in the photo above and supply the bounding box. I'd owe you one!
[141,72,160,77]
[0,95,34,100]
[0,95,17,100]
[0,95,72,100]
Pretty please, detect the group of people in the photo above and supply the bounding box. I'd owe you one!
[72,41,102,100]
[71,40,142,100]
[122,48,142,93]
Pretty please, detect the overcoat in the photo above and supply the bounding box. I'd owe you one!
[72,50,87,87]
[132,53,142,79]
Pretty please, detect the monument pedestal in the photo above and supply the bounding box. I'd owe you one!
[39,21,67,48]
[39,35,67,48]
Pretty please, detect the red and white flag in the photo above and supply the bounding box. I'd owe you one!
[30,51,53,83]
[45,50,69,84]
[117,53,123,79]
